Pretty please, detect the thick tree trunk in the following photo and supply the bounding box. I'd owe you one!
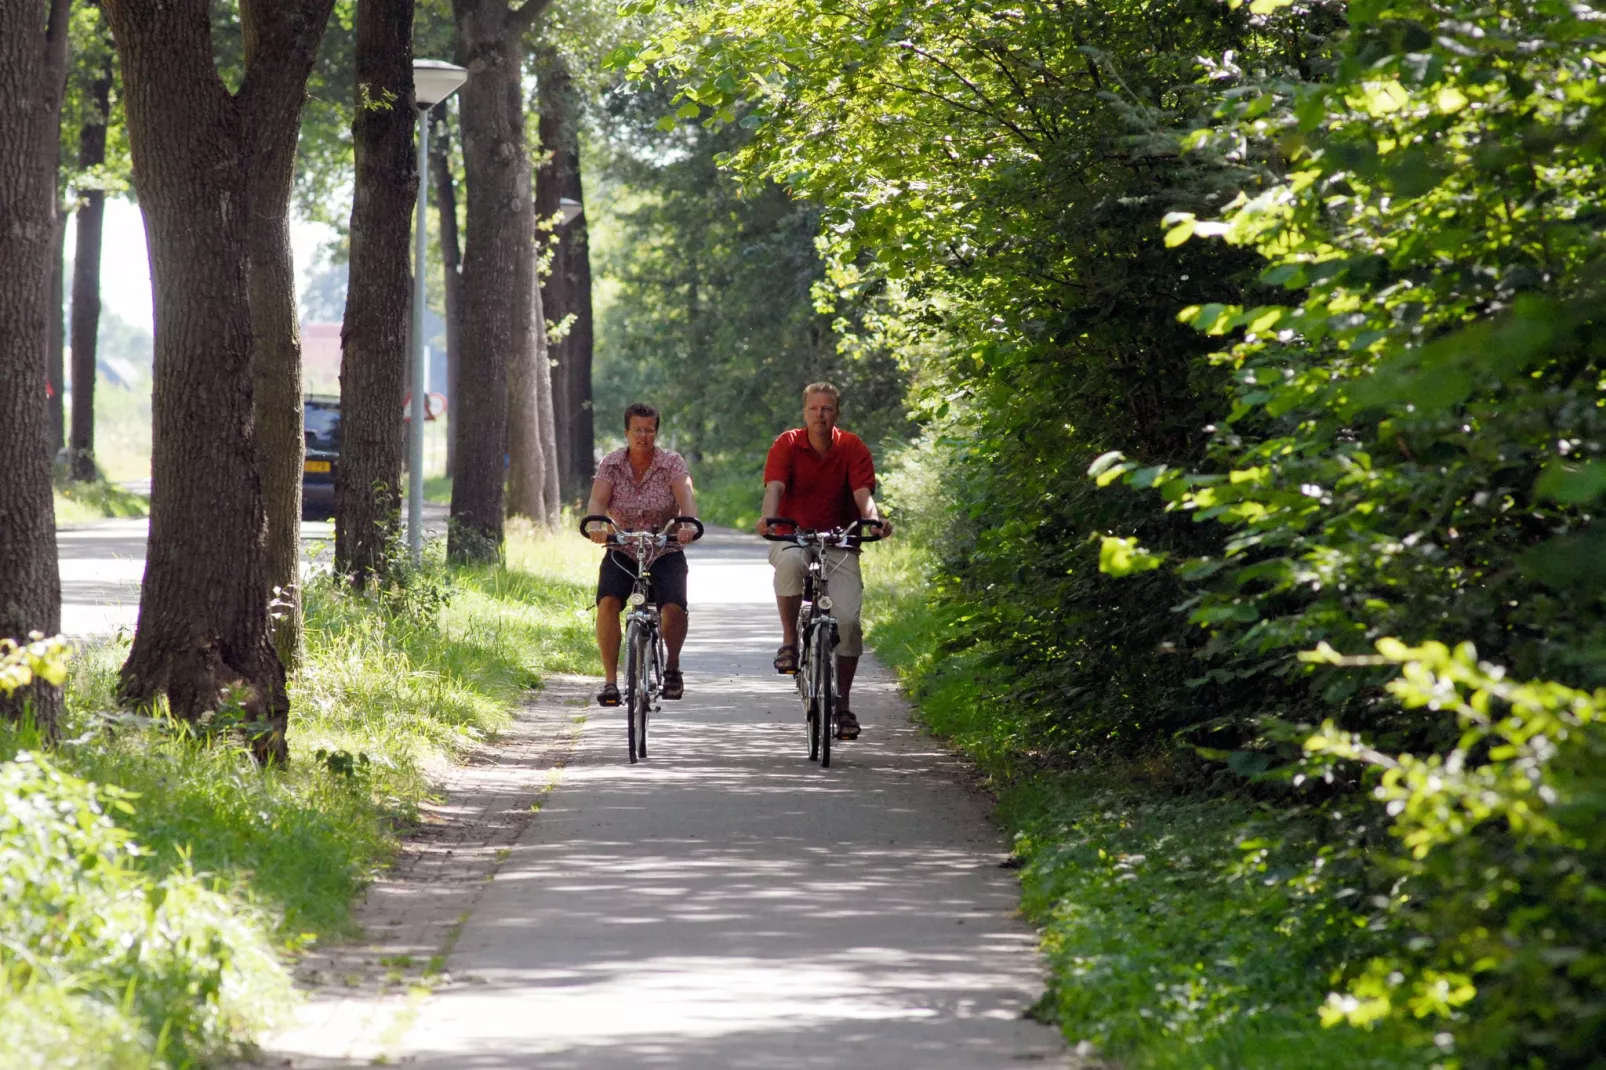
[243,1,333,668]
[430,109,463,480]
[0,0,71,728]
[106,0,334,763]
[70,59,113,483]
[48,222,66,458]
[336,0,415,588]
[448,0,554,560]
[534,47,595,501]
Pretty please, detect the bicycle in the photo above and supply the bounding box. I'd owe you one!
[580,513,705,764]
[761,516,886,768]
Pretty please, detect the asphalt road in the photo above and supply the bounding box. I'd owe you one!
[376,529,1068,1068]
[56,505,449,637]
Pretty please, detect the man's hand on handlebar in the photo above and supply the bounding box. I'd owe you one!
[864,516,893,539]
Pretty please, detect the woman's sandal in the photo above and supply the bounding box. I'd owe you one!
[596,683,621,707]
[662,669,684,700]
[773,644,799,675]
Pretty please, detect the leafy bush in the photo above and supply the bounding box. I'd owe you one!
[1303,640,1606,1065]
[0,754,289,1068]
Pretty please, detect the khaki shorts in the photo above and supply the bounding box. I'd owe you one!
[769,543,864,657]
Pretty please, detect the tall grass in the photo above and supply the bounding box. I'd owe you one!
[0,522,599,1066]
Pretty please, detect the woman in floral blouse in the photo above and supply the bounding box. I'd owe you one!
[584,402,699,706]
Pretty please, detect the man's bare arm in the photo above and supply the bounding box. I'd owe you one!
[853,487,893,537]
[756,480,786,535]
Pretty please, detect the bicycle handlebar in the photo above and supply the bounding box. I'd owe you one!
[579,514,705,546]
[761,516,886,545]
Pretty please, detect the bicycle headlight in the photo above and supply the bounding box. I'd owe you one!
[628,592,647,607]
[818,596,833,611]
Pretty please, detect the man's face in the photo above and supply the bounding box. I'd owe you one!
[627,415,659,451]
[803,392,839,436]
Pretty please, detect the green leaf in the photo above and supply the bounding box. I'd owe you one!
[1535,462,1606,506]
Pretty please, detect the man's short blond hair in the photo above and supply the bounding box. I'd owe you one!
[803,381,841,405]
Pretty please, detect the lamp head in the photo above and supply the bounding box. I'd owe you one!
[558,197,584,226]
[414,59,468,109]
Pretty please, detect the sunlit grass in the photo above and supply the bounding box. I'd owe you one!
[52,477,149,525]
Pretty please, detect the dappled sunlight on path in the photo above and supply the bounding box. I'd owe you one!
[390,528,1066,1068]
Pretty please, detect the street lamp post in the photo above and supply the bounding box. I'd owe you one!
[409,59,469,564]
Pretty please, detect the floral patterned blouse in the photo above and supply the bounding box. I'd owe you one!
[595,447,690,555]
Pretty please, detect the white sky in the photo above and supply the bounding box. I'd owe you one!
[71,198,336,332]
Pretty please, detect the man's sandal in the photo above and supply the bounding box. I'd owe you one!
[835,709,861,740]
[597,683,621,707]
[662,669,684,700]
[773,644,799,675]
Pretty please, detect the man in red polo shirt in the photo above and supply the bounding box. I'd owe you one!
[756,382,892,740]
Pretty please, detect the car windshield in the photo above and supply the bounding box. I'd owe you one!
[305,400,340,452]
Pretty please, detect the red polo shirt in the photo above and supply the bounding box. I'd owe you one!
[763,427,876,531]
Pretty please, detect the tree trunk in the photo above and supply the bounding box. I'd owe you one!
[70,57,114,483]
[105,0,334,764]
[48,222,66,458]
[448,0,555,561]
[505,229,544,523]
[243,2,333,668]
[534,47,594,501]
[532,280,561,525]
[430,108,463,480]
[336,0,416,588]
[0,0,71,729]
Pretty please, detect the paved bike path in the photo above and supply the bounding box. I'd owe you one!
[392,529,1068,1068]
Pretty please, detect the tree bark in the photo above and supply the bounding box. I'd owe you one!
[105,0,334,763]
[505,226,544,523]
[336,0,416,588]
[48,221,66,458]
[532,280,561,525]
[242,0,334,668]
[70,57,114,484]
[448,0,555,561]
[430,108,464,480]
[534,47,594,502]
[0,0,71,728]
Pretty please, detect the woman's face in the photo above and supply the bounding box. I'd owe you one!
[627,415,659,452]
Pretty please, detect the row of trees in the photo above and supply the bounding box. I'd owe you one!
[0,0,603,762]
[618,0,1606,1063]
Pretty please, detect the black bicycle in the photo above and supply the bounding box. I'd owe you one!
[761,517,885,768]
[580,513,705,763]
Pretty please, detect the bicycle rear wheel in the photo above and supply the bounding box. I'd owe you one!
[624,619,650,763]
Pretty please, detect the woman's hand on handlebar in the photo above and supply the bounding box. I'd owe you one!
[579,514,616,545]
[667,515,705,544]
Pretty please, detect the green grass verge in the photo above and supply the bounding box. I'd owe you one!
[53,478,150,525]
[864,547,1428,1070]
[0,522,600,1067]
[423,474,453,505]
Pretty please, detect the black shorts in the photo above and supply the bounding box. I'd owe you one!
[596,549,689,610]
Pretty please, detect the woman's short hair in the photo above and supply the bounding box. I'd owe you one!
[624,402,661,431]
[802,381,841,405]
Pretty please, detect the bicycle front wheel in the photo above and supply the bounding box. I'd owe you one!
[815,625,834,769]
[624,619,650,763]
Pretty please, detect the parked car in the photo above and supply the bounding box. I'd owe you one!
[303,394,339,520]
